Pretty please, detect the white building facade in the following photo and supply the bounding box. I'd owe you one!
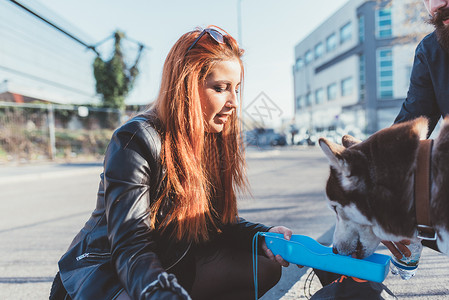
[293,0,432,136]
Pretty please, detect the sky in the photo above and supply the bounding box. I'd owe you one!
[26,0,349,123]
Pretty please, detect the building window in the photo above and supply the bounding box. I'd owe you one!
[305,92,313,106]
[326,33,337,52]
[314,42,324,59]
[341,77,353,96]
[295,57,304,71]
[358,15,365,43]
[305,50,313,65]
[359,54,366,101]
[327,83,337,100]
[376,8,392,38]
[340,22,352,44]
[377,48,393,98]
[315,88,325,104]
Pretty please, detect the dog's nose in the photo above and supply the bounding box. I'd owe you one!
[332,247,338,254]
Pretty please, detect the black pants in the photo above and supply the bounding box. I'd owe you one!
[50,243,280,300]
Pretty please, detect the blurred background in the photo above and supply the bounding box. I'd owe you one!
[0,0,432,162]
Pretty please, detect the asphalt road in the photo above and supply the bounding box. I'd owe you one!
[1,147,449,299]
[0,162,102,299]
[241,147,335,300]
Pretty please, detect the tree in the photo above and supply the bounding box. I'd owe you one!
[93,30,144,110]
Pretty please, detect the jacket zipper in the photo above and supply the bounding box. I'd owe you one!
[76,252,111,261]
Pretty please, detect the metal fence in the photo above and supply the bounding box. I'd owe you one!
[0,101,126,163]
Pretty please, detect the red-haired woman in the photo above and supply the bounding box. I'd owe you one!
[50,26,293,300]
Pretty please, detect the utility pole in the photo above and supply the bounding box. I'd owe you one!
[47,104,56,160]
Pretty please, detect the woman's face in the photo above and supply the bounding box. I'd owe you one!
[199,59,241,133]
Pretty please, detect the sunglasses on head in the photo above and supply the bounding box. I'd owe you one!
[186,28,225,53]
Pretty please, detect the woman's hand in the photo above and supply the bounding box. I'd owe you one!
[382,240,411,260]
[261,226,292,267]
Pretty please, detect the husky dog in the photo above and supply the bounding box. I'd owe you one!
[319,117,449,258]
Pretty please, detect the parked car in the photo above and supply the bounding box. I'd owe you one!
[270,133,287,146]
[244,128,287,147]
[297,135,317,146]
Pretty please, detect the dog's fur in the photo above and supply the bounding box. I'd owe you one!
[319,117,449,258]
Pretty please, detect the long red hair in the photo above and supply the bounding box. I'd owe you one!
[149,26,247,242]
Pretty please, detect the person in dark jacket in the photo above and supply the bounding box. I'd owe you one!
[394,0,449,136]
[50,25,293,300]
[312,1,449,295]
[384,0,449,258]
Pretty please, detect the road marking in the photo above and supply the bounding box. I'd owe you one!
[0,167,101,185]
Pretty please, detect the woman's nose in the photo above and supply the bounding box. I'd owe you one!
[226,92,239,109]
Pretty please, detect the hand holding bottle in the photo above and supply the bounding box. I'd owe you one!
[382,239,423,280]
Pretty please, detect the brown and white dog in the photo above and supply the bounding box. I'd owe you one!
[319,117,449,259]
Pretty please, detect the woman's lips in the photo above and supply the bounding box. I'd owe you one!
[215,114,229,124]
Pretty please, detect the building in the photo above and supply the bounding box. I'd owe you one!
[293,0,432,138]
[0,0,100,105]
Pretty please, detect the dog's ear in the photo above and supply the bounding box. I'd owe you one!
[319,138,349,174]
[434,116,449,143]
[434,116,449,150]
[342,135,362,148]
[320,137,368,191]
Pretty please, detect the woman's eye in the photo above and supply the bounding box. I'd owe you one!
[214,86,225,93]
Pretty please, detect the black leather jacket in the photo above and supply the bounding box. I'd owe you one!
[58,115,270,300]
